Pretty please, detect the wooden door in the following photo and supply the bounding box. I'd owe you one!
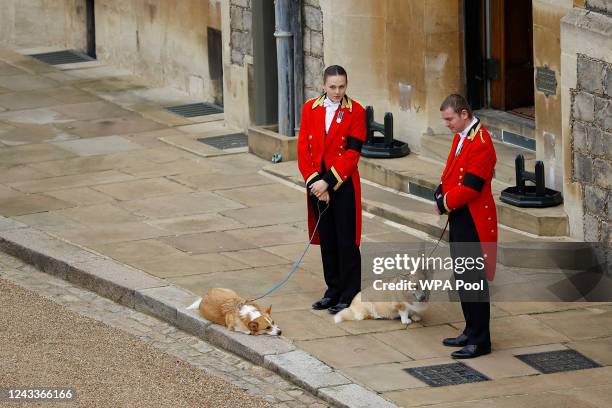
[490,0,534,110]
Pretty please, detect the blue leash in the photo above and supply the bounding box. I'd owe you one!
[248,200,329,302]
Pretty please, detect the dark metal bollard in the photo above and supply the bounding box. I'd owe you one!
[501,154,563,208]
[361,106,410,158]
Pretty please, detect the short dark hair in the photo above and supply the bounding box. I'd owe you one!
[324,65,347,83]
[440,94,472,117]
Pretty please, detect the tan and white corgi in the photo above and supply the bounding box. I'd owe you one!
[187,288,281,336]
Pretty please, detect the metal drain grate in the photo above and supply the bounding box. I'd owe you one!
[515,349,601,374]
[165,102,223,118]
[198,133,248,150]
[404,363,490,387]
[29,50,94,65]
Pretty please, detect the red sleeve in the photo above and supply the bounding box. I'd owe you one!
[443,135,496,211]
[297,102,321,188]
[324,105,366,191]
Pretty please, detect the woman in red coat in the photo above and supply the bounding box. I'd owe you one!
[297,65,366,314]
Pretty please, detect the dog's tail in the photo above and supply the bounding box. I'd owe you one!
[186,298,202,310]
[334,307,355,324]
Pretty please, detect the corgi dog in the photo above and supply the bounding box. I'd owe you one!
[187,288,281,336]
[334,271,429,325]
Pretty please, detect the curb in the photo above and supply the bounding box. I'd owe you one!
[0,216,397,408]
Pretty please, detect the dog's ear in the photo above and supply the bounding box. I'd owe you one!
[265,305,272,315]
[248,321,259,332]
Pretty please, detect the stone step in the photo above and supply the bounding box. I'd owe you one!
[261,162,587,270]
[358,154,568,237]
[475,108,536,151]
[421,131,536,185]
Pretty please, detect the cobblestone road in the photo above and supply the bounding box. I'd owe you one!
[0,252,327,408]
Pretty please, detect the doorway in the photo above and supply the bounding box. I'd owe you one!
[465,0,534,117]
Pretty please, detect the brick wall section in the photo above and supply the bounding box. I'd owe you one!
[585,0,612,16]
[571,54,612,256]
[302,0,324,100]
[230,0,252,66]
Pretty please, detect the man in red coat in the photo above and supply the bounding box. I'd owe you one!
[435,94,497,359]
[297,65,366,314]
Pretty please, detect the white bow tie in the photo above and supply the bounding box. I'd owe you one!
[323,97,340,109]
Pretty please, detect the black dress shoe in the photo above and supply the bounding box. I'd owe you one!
[328,303,349,314]
[442,333,469,347]
[451,344,491,359]
[312,297,337,310]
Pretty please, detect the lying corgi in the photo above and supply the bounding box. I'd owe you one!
[334,272,429,325]
[187,288,281,336]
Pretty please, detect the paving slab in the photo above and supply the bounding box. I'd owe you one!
[168,265,325,299]
[54,115,165,138]
[90,239,186,264]
[128,252,249,278]
[0,123,76,146]
[46,221,170,246]
[144,213,245,234]
[272,310,349,340]
[50,203,144,224]
[0,73,59,91]
[220,248,291,268]
[162,230,258,254]
[372,325,463,360]
[0,143,76,165]
[296,334,411,369]
[170,172,275,191]
[50,100,134,121]
[225,224,307,247]
[91,177,193,201]
[9,169,135,193]
[0,193,74,216]
[531,305,612,340]
[216,183,304,207]
[54,135,145,156]
[28,153,152,177]
[43,187,118,205]
[118,191,245,218]
[221,202,306,227]
[318,383,397,408]
[0,107,74,125]
[569,336,612,365]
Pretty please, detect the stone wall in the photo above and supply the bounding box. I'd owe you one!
[0,0,87,51]
[585,0,612,15]
[302,0,324,100]
[571,54,612,244]
[229,0,252,66]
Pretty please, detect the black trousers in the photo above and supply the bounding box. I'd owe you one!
[311,176,361,304]
[449,206,491,348]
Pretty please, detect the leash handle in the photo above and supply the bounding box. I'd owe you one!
[247,200,330,302]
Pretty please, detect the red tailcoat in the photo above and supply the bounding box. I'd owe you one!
[436,121,498,280]
[297,94,366,246]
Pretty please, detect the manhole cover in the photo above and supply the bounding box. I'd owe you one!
[198,133,248,150]
[515,349,601,374]
[29,50,94,65]
[404,363,490,387]
[165,102,223,118]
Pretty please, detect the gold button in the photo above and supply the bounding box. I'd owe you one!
[339,153,342,156]
[458,182,462,185]
[485,205,488,209]
[488,217,492,221]
[342,137,345,140]
[459,175,463,179]
[491,229,495,233]
[309,135,312,139]
[484,254,488,258]
[309,144,312,148]
[460,168,464,172]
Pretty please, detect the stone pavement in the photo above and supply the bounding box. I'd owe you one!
[0,48,611,407]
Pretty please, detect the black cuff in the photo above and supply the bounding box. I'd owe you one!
[434,184,442,199]
[306,174,322,189]
[346,136,363,153]
[436,194,447,214]
[322,172,338,190]
[464,172,485,192]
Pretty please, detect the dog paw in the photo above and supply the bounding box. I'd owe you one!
[333,314,343,324]
[411,315,422,322]
[400,317,412,325]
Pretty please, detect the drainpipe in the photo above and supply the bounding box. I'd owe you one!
[275,0,294,136]
[292,0,303,132]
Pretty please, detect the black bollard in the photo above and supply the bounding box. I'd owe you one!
[362,106,410,159]
[500,154,563,208]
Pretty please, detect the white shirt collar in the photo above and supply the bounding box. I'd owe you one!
[323,96,340,109]
[459,116,479,139]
